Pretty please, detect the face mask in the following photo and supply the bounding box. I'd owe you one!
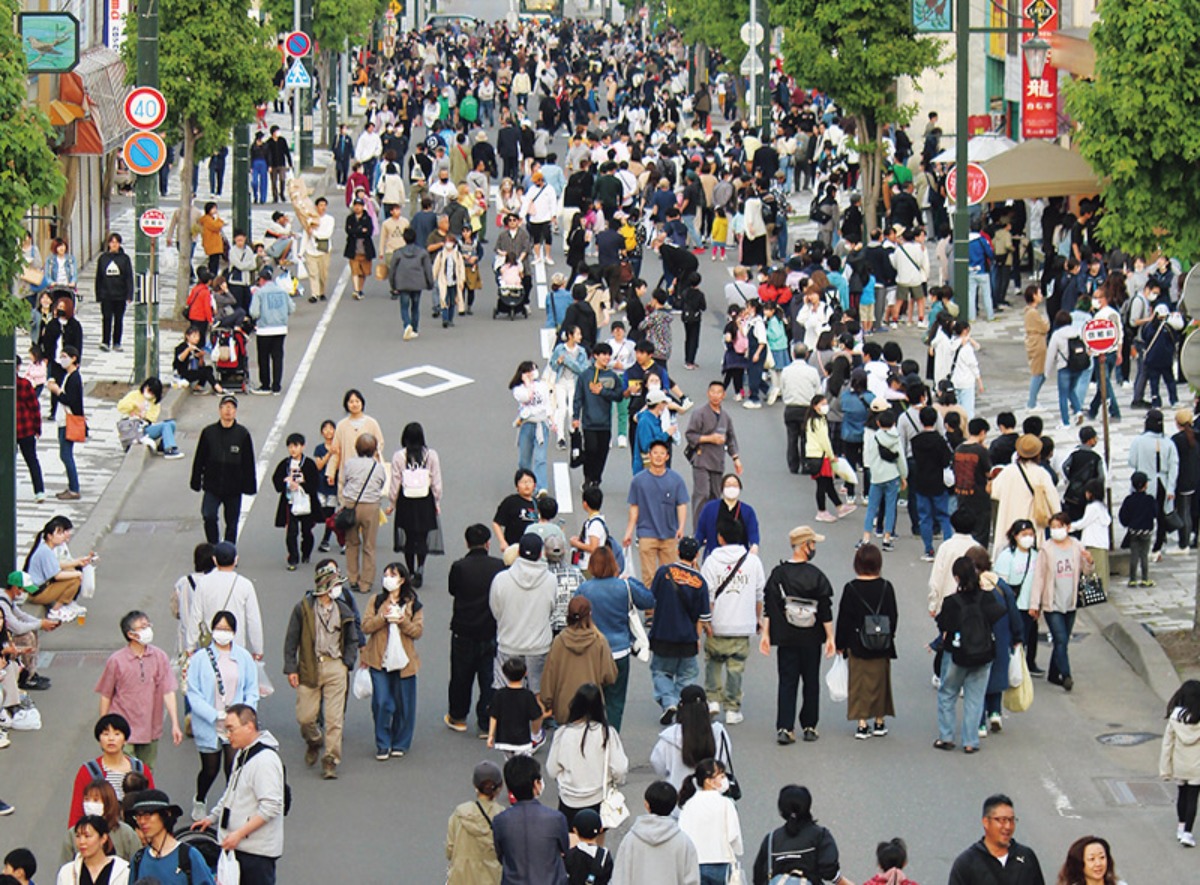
[82,801,105,818]
[211,629,234,647]
[12,591,28,605]
[58,354,72,369]
[816,404,830,416]
[722,486,741,502]
[135,627,154,645]
[715,776,729,793]
[383,575,401,591]
[330,584,343,600]
[807,544,818,562]
[1017,535,1035,550]
[1050,527,1068,542]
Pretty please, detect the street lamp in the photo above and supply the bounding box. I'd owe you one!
[1021,36,1051,81]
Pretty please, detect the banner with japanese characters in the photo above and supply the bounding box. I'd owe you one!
[1021,0,1058,139]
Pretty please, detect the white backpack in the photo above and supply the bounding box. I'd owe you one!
[401,454,431,499]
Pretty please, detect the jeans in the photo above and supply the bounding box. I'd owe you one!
[441,283,459,324]
[143,420,177,451]
[651,653,700,711]
[746,357,767,403]
[201,490,242,544]
[1129,535,1151,581]
[603,655,631,731]
[57,426,78,493]
[398,290,422,332]
[1057,368,1082,425]
[956,386,976,419]
[1177,492,1195,549]
[681,214,704,248]
[937,656,989,748]
[775,642,822,730]
[448,635,495,732]
[209,162,225,195]
[968,271,993,322]
[517,421,548,492]
[256,334,285,392]
[1027,373,1045,410]
[1147,365,1178,406]
[864,477,899,536]
[700,863,731,885]
[369,667,417,753]
[705,635,750,711]
[480,99,496,127]
[17,436,43,495]
[1044,609,1076,682]
[1020,610,1041,670]
[1088,353,1120,419]
[916,491,952,555]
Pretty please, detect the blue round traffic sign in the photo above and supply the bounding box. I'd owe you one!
[285,31,311,58]
[123,131,167,176]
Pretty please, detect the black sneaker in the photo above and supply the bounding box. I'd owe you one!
[1028,666,1046,678]
[318,541,331,553]
[802,727,819,742]
[776,728,796,745]
[872,722,889,736]
[659,706,676,726]
[882,539,895,552]
[855,725,871,740]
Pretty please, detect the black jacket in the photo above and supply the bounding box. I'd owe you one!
[40,316,83,363]
[889,191,920,230]
[343,212,376,261]
[272,455,320,528]
[471,141,497,177]
[497,125,520,161]
[191,421,257,497]
[948,839,1045,885]
[1174,430,1200,495]
[265,135,292,169]
[95,250,134,303]
[764,560,833,647]
[447,548,505,641]
[834,577,898,659]
[561,301,598,350]
[752,822,842,885]
[911,429,952,496]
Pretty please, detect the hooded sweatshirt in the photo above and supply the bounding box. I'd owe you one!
[612,814,700,885]
[699,545,766,637]
[1160,710,1200,784]
[863,426,907,483]
[490,557,557,656]
[209,730,285,858]
[538,627,619,723]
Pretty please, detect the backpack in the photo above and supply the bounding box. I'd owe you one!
[1063,448,1101,517]
[583,515,625,573]
[951,592,996,667]
[400,452,432,499]
[459,95,478,122]
[809,196,831,225]
[1066,335,1090,373]
[132,844,197,884]
[858,587,892,653]
[620,223,638,252]
[85,757,145,784]
[733,326,749,354]
[240,741,292,815]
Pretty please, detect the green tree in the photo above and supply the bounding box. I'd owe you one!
[773,0,946,229]
[124,0,277,303]
[1066,0,1200,262]
[0,0,68,561]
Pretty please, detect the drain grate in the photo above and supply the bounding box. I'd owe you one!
[112,519,197,534]
[1096,777,1175,807]
[40,650,115,669]
[1097,732,1159,747]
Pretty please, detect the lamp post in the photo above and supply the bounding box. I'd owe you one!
[952,1,1051,317]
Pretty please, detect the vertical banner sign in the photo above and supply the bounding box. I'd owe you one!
[1021,0,1058,139]
[105,0,129,50]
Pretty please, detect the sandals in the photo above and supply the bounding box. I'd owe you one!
[933,740,955,751]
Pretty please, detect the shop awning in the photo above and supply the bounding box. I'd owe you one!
[978,139,1103,202]
[58,47,130,155]
[932,133,1018,165]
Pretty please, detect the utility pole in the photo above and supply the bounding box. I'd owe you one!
[952,0,970,317]
[232,125,251,239]
[299,0,314,169]
[133,0,159,384]
[756,0,770,141]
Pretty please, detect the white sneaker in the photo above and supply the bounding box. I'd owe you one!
[139,436,158,449]
[1181,831,1196,847]
[192,797,206,822]
[616,435,628,448]
[708,701,721,715]
[9,708,40,731]
[725,710,743,725]
[402,325,415,341]
[0,730,9,749]
[544,256,555,266]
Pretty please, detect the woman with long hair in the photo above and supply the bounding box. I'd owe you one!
[1160,679,1200,847]
[752,785,850,885]
[963,546,1022,739]
[650,684,734,791]
[805,394,852,523]
[545,683,628,832]
[1055,835,1121,885]
[60,780,140,863]
[361,562,424,760]
[509,360,553,493]
[24,514,90,619]
[56,815,131,885]
[834,544,898,739]
[539,597,617,726]
[386,422,442,588]
[340,432,387,593]
[994,519,1042,677]
[678,758,742,885]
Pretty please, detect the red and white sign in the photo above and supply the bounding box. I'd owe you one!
[139,208,167,238]
[945,162,990,206]
[1021,0,1058,139]
[124,87,167,131]
[639,6,649,18]
[285,31,311,58]
[1082,317,1119,355]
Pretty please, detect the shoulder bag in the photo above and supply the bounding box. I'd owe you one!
[625,579,650,663]
[775,566,818,629]
[1016,463,1054,527]
[334,462,376,532]
[1157,444,1184,531]
[718,730,742,800]
[598,731,629,829]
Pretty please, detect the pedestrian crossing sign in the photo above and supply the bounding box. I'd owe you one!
[285,59,311,88]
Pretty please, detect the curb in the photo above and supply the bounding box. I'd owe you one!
[1082,602,1182,705]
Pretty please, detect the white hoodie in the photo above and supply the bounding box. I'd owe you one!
[700,545,766,637]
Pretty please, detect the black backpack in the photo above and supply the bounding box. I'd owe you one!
[1066,335,1091,372]
[131,844,196,884]
[1063,448,1101,518]
[240,742,292,815]
[951,593,995,667]
[809,196,831,225]
[85,757,145,782]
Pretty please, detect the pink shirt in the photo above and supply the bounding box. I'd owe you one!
[94,645,177,744]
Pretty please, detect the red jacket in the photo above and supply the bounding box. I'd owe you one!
[15,376,39,441]
[186,283,214,323]
[68,755,156,826]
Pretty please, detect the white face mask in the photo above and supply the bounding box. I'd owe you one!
[82,801,105,818]
[382,575,401,592]
[1017,534,1035,550]
[330,584,343,600]
[135,627,153,645]
[1050,527,1068,542]
[722,486,740,502]
[58,354,72,369]
[211,629,234,647]
[816,403,830,416]
[12,592,28,605]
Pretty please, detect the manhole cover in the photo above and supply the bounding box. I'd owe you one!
[1097,732,1159,747]
[1096,777,1175,807]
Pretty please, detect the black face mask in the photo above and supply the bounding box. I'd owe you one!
[807,544,817,562]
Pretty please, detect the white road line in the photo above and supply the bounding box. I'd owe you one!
[1040,767,1081,818]
[534,259,548,309]
[553,462,574,514]
[237,265,350,533]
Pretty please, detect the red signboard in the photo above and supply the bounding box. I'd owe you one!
[945,163,990,206]
[1021,0,1058,139]
[139,208,167,238]
[1082,317,1119,355]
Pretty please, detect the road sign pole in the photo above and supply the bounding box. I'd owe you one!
[747,0,757,126]
[134,0,159,383]
[756,0,770,141]
[300,0,313,169]
[233,124,251,240]
[953,0,970,319]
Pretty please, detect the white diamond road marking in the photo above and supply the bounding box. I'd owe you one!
[374,364,474,398]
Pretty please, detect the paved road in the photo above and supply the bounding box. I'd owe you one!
[8,87,1195,885]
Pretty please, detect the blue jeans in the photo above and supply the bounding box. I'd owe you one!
[937,655,989,749]
[700,863,731,885]
[397,290,422,332]
[517,421,548,492]
[480,99,495,127]
[1088,353,1120,419]
[1044,609,1076,683]
[968,272,993,321]
[143,420,177,451]
[603,655,631,732]
[650,653,699,711]
[1027,374,1045,409]
[1057,367,1082,425]
[956,386,976,419]
[916,491,952,555]
[441,284,458,324]
[369,667,417,754]
[864,477,899,536]
[681,214,704,248]
[57,426,78,492]
[251,159,268,203]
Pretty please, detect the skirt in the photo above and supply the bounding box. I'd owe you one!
[847,654,895,721]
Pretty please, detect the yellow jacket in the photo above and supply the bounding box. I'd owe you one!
[117,389,160,423]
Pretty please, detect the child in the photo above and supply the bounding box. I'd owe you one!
[20,344,47,398]
[313,420,340,553]
[184,266,215,341]
[499,251,524,291]
[1160,679,1200,848]
[862,838,917,885]
[1071,478,1112,591]
[1119,471,1157,587]
[488,657,545,757]
[524,495,569,551]
[570,486,610,575]
[763,301,791,404]
[710,207,728,261]
[547,273,573,332]
[2,847,37,885]
[271,432,319,570]
[565,809,612,882]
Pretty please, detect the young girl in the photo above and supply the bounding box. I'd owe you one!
[499,251,524,291]
[805,394,854,522]
[510,361,553,493]
[361,563,424,760]
[21,344,48,398]
[314,420,340,553]
[721,305,748,400]
[1070,479,1112,592]
[1161,680,1200,847]
[763,302,791,405]
[677,758,742,885]
[710,207,729,261]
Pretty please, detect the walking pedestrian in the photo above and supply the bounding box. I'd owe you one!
[701,522,765,726]
[489,534,557,693]
[834,544,898,740]
[271,433,319,570]
[685,382,743,530]
[302,197,336,304]
[1030,513,1093,692]
[780,343,821,474]
[95,233,133,352]
[361,563,424,760]
[128,788,215,884]
[751,785,851,885]
[539,599,618,726]
[45,345,83,500]
[16,359,44,503]
[947,794,1044,885]
[248,267,294,396]
[266,126,292,203]
[624,439,690,582]
[445,761,505,885]
[338,433,387,593]
[445,525,505,735]
[492,755,570,885]
[510,361,553,494]
[545,684,628,832]
[344,198,376,300]
[190,395,257,544]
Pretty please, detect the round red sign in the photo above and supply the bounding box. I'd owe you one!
[1081,317,1119,355]
[139,208,167,238]
[945,162,990,207]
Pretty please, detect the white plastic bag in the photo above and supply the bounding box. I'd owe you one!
[833,456,856,485]
[826,655,848,703]
[80,564,96,600]
[384,622,409,671]
[216,849,240,885]
[1008,644,1025,689]
[256,661,274,699]
[290,489,312,517]
[352,666,373,700]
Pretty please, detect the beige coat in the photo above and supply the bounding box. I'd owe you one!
[991,461,1062,554]
[360,594,423,678]
[1024,306,1050,374]
[432,247,467,309]
[1160,715,1200,784]
[445,796,505,885]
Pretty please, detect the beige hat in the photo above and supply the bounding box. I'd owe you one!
[789,526,826,547]
[1015,433,1043,460]
[869,398,890,413]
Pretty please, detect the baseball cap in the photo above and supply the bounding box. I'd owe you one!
[473,760,503,790]
[219,394,239,408]
[518,534,544,562]
[213,542,237,566]
[869,398,890,413]
[573,808,602,839]
[646,389,669,405]
[314,561,345,595]
[789,526,826,547]
[543,534,566,561]
[6,571,36,592]
[678,536,701,561]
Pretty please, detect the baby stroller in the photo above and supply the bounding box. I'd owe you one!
[210,323,250,393]
[493,287,529,320]
[173,825,220,877]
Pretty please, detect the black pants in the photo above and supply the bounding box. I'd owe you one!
[784,406,808,474]
[905,457,920,534]
[502,156,520,181]
[776,642,822,730]
[448,635,496,732]
[815,476,841,511]
[230,284,252,313]
[202,491,242,544]
[1155,481,1170,553]
[582,429,611,487]
[285,511,315,565]
[683,320,701,365]
[1021,611,1040,670]
[100,300,127,347]
[959,499,991,547]
[196,743,235,802]
[18,436,43,495]
[257,335,285,392]
[234,851,276,885]
[402,529,429,574]
[842,440,863,497]
[1178,783,1200,831]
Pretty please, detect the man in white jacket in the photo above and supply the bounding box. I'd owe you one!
[489,534,557,692]
[699,522,766,725]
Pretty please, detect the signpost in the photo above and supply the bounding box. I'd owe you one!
[122,131,168,176]
[124,86,167,130]
[285,30,311,57]
[1082,315,1120,485]
[138,208,167,239]
[944,162,989,206]
[285,59,312,88]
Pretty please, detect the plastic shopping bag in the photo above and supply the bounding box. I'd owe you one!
[80,564,96,599]
[826,655,848,703]
[1003,655,1034,712]
[217,849,240,885]
[256,661,274,699]
[352,666,373,700]
[833,456,857,485]
[1008,644,1025,689]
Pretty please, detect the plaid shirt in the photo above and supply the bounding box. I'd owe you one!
[16,377,40,440]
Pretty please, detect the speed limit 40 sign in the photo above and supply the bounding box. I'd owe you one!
[124,86,167,131]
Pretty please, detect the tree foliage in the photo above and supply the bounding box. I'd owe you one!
[666,0,746,68]
[259,0,379,49]
[1065,0,1200,262]
[0,0,67,333]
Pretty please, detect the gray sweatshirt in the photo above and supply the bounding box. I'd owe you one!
[612,814,700,885]
[209,731,285,858]
[489,558,557,655]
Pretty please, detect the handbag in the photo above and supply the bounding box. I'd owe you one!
[1076,573,1107,607]
[334,462,376,531]
[626,579,650,663]
[20,266,44,287]
[598,735,630,829]
[803,456,825,477]
[718,731,742,801]
[1016,463,1053,527]
[290,488,312,517]
[117,416,146,450]
[64,413,88,443]
[373,260,389,280]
